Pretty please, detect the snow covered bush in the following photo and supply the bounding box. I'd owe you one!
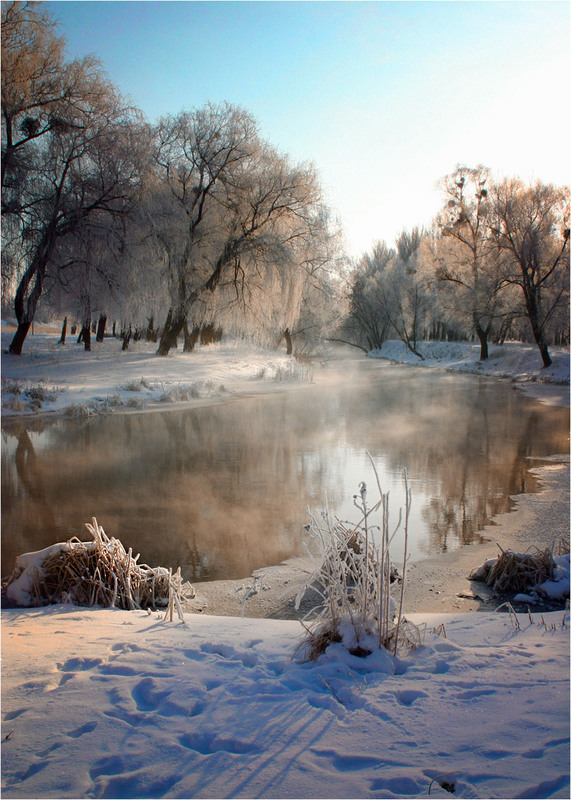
[296,462,416,660]
[1,377,61,413]
[470,542,570,607]
[5,518,194,617]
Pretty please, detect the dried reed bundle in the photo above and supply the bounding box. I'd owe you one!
[6,518,194,620]
[470,544,556,595]
[296,458,416,660]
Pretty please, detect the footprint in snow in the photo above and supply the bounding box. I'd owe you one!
[394,689,428,706]
[66,721,97,739]
[57,657,103,672]
[178,731,258,755]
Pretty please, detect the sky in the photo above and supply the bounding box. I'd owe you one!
[44,0,570,258]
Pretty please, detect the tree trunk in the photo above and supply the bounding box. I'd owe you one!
[146,317,156,342]
[157,310,185,356]
[122,326,132,351]
[96,315,107,343]
[538,342,552,368]
[183,323,200,352]
[8,225,55,355]
[79,321,91,352]
[199,324,222,345]
[475,323,489,361]
[403,337,425,360]
[522,285,552,367]
[323,337,368,353]
[8,321,32,356]
[59,316,67,345]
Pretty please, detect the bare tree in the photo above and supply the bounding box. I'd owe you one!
[345,241,394,351]
[434,165,505,360]
[2,2,148,354]
[490,178,569,367]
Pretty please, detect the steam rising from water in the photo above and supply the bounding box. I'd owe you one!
[2,361,568,580]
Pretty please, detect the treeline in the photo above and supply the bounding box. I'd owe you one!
[2,4,569,367]
[1,1,344,357]
[345,166,569,367]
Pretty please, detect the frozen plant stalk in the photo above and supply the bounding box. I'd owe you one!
[295,456,412,660]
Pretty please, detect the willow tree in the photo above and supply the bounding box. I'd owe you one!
[151,103,324,355]
[2,1,147,355]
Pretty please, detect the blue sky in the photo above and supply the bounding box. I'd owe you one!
[46,1,570,257]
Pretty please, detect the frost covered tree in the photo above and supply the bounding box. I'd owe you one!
[271,207,348,355]
[345,241,395,351]
[151,103,326,355]
[2,1,148,355]
[384,227,433,358]
[2,1,70,199]
[490,178,569,367]
[345,230,433,357]
[433,165,505,360]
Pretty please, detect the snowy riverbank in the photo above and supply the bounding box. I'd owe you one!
[2,329,569,420]
[1,326,312,419]
[370,339,570,405]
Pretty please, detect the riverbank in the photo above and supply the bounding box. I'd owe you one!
[2,329,569,420]
[183,455,570,619]
[1,327,313,419]
[369,339,570,390]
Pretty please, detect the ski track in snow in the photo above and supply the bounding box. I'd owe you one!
[1,608,569,799]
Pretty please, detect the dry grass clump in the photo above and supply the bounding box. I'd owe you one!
[6,518,194,620]
[470,543,556,595]
[296,457,418,660]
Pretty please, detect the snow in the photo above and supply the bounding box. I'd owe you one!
[2,605,569,799]
[2,329,570,798]
[370,340,570,405]
[537,554,571,602]
[1,328,311,418]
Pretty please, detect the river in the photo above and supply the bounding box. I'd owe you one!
[2,359,568,582]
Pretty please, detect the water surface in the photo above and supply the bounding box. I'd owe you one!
[2,359,568,581]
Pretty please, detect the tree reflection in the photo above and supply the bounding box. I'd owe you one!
[1,365,568,579]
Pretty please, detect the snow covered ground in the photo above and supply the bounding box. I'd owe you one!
[2,605,569,799]
[2,329,570,799]
[1,325,311,418]
[370,340,570,406]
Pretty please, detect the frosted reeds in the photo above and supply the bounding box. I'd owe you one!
[296,458,413,660]
[6,518,194,620]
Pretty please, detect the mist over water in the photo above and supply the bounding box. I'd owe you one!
[2,360,568,582]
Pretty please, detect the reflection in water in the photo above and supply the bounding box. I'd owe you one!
[2,361,568,581]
